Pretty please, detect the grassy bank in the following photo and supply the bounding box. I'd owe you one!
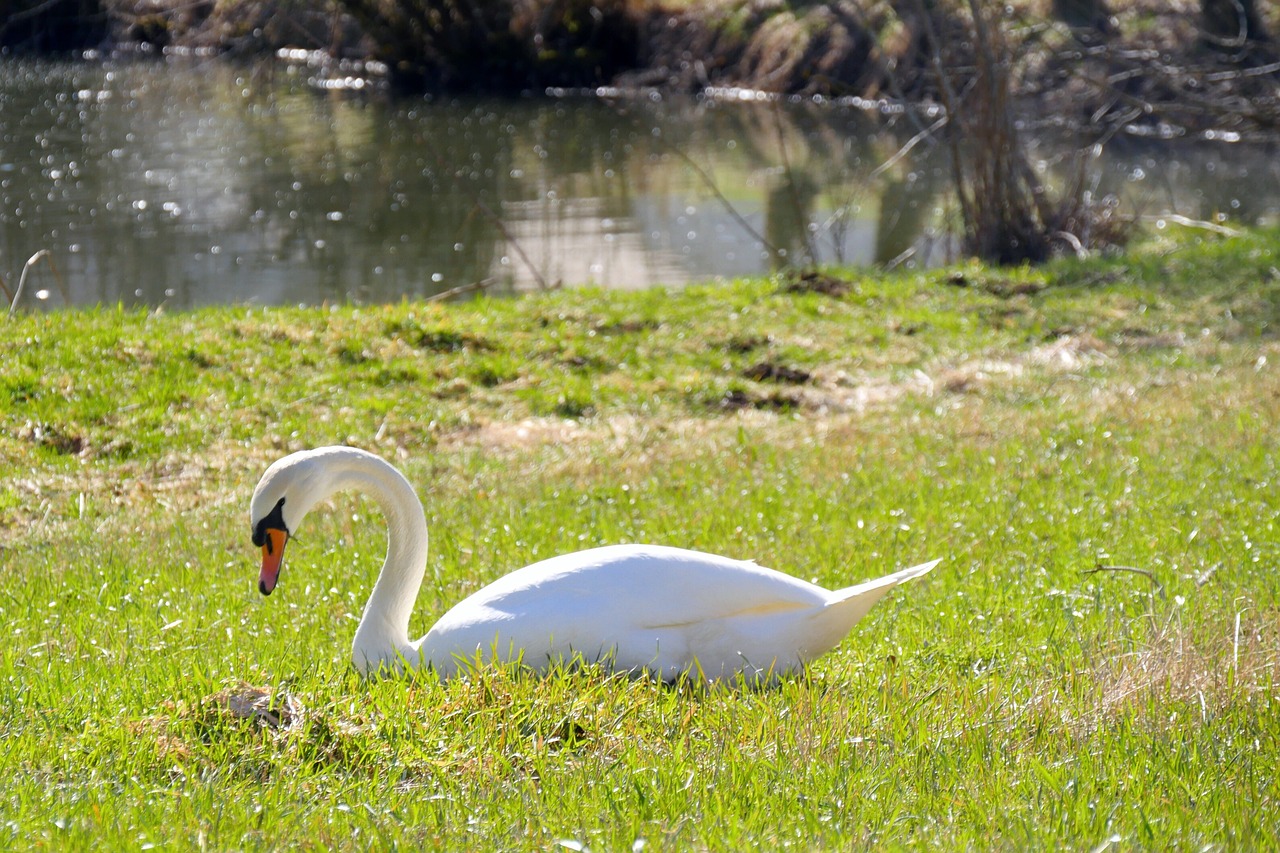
[2,228,1279,848]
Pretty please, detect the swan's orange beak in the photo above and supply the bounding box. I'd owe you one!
[259,528,288,596]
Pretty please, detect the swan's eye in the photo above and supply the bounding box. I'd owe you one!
[252,497,288,547]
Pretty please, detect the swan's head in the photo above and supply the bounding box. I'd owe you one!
[250,449,335,596]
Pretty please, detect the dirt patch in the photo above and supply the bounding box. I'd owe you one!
[592,318,661,336]
[717,386,804,412]
[446,417,600,450]
[942,271,1047,298]
[781,269,855,298]
[813,334,1110,411]
[743,361,812,385]
[16,420,88,457]
[721,334,773,354]
[1115,327,1190,350]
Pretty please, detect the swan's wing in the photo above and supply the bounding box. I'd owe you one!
[420,545,826,670]
[421,546,937,681]
[459,544,831,624]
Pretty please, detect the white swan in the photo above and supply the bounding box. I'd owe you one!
[250,446,938,683]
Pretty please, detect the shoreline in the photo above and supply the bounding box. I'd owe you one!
[3,1,1277,136]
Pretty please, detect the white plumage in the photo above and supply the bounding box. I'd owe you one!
[250,446,937,683]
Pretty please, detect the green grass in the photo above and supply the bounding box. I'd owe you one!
[2,227,1279,848]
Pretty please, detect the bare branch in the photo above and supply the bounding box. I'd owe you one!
[869,115,948,181]
[1080,563,1166,597]
[8,250,57,317]
[1141,213,1241,237]
[471,197,554,292]
[623,105,784,264]
[424,277,496,303]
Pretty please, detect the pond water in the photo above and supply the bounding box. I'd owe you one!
[2,56,1278,309]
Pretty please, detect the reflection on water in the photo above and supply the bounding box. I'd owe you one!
[1,57,1278,308]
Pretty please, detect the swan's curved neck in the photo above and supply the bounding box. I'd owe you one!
[322,450,428,669]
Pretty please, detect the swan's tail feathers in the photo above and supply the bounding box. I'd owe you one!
[831,558,941,603]
[807,558,940,653]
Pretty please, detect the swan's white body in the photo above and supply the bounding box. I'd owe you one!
[250,446,938,683]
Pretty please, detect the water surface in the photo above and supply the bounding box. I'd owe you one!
[2,57,1277,308]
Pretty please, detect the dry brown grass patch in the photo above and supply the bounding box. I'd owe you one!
[1032,609,1280,739]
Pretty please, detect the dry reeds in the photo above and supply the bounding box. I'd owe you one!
[921,0,1133,264]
